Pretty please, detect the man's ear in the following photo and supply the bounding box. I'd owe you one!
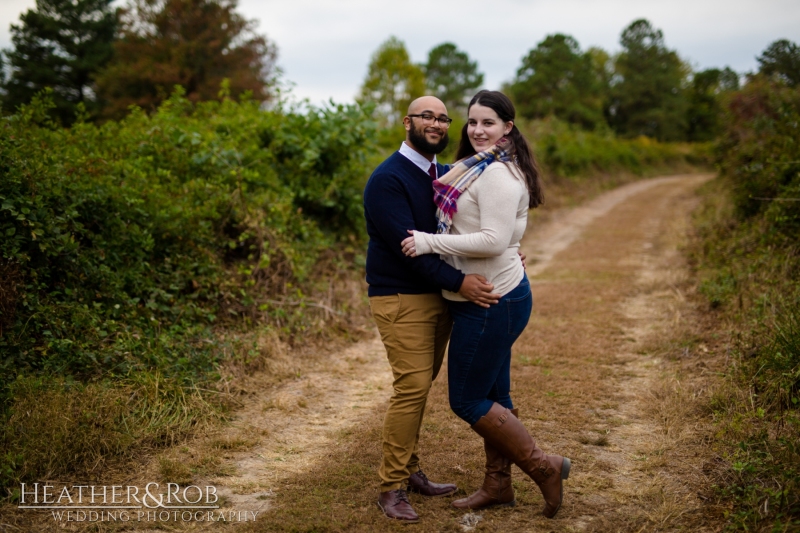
[403,116,411,132]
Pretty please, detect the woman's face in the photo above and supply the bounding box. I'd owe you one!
[467,103,512,152]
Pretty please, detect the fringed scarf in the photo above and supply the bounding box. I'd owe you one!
[432,138,512,234]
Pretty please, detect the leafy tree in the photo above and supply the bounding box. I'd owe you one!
[757,39,800,87]
[608,19,690,141]
[686,67,739,142]
[95,0,277,118]
[509,34,605,130]
[358,36,425,126]
[1,0,116,123]
[587,46,613,123]
[424,42,483,113]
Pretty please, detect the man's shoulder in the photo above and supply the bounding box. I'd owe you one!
[368,151,418,185]
[372,151,408,175]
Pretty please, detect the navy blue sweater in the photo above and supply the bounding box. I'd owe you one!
[364,152,465,297]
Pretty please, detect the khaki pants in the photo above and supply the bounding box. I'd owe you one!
[369,292,452,492]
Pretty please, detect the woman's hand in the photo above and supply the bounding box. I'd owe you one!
[401,230,418,257]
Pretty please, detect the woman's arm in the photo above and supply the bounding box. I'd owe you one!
[402,167,523,258]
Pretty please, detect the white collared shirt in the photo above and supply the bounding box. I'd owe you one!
[399,142,437,178]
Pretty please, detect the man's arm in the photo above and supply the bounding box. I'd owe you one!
[365,172,499,306]
[365,172,462,291]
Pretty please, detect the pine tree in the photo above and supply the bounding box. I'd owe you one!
[757,39,800,87]
[608,19,690,141]
[2,0,116,123]
[424,43,483,113]
[509,34,606,130]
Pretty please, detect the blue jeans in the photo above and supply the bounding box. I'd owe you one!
[448,275,532,425]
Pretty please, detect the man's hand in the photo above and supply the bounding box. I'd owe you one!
[519,251,527,269]
[458,274,501,308]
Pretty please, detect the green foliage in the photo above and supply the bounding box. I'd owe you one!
[424,42,483,113]
[608,19,690,141]
[715,78,800,223]
[686,67,739,142]
[1,0,116,123]
[358,36,425,127]
[95,0,277,119]
[757,39,800,87]
[0,88,376,397]
[509,34,606,130]
[521,117,698,179]
[692,78,800,530]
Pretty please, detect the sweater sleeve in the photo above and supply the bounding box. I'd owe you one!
[414,167,522,258]
[364,170,465,292]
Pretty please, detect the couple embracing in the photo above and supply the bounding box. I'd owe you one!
[363,90,570,523]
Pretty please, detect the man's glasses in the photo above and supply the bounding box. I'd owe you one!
[407,114,453,127]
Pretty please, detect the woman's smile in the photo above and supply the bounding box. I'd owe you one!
[467,103,512,152]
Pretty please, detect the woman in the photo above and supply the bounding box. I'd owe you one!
[400,90,570,519]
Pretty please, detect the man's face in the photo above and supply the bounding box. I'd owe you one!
[408,117,450,155]
[404,97,450,155]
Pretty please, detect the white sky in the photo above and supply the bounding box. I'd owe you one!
[2,0,799,106]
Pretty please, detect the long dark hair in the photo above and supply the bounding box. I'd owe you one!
[455,90,544,208]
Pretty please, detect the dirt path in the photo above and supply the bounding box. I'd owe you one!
[161,172,713,533]
[35,173,717,532]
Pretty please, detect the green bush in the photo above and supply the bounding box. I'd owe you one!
[0,88,376,397]
[715,78,800,224]
[692,78,800,530]
[520,117,703,178]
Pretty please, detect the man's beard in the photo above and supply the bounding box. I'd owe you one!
[408,124,449,154]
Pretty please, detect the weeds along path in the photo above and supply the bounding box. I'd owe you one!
[139,173,717,532]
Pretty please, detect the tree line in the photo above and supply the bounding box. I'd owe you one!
[358,21,800,143]
[1,1,799,142]
[0,0,276,124]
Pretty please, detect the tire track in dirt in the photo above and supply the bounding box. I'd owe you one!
[512,173,715,531]
[190,174,712,528]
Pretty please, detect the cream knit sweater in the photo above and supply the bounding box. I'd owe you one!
[413,161,529,301]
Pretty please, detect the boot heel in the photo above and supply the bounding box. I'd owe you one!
[561,457,571,480]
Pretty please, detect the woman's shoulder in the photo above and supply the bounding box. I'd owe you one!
[483,161,525,183]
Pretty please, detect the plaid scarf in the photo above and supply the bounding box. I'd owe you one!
[432,138,512,234]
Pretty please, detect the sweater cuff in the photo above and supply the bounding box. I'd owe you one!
[413,230,434,256]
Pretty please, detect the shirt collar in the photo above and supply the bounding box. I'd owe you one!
[399,142,437,176]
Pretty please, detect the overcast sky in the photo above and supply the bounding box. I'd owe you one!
[2,0,799,105]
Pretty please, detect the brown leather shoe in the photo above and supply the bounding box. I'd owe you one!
[452,408,518,510]
[377,489,419,522]
[471,403,571,518]
[407,469,457,497]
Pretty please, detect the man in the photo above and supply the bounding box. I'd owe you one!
[363,96,501,523]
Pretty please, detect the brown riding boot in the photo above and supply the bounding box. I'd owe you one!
[452,408,518,510]
[471,403,571,519]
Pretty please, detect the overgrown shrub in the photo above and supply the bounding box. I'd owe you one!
[0,88,376,397]
[692,78,800,530]
[521,117,705,178]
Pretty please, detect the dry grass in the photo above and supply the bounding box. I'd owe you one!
[1,175,733,532]
[216,175,727,532]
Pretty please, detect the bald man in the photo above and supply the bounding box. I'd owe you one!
[363,96,501,522]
